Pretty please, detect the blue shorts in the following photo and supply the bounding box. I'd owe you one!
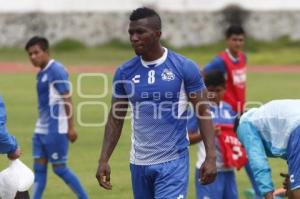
[32,133,69,164]
[130,155,189,199]
[287,125,300,191]
[195,168,238,199]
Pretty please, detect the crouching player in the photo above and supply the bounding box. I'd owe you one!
[188,71,248,199]
[235,99,300,199]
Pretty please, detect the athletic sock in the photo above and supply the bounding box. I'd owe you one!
[32,162,47,199]
[53,166,88,199]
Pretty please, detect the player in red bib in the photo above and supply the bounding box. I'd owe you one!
[203,25,246,113]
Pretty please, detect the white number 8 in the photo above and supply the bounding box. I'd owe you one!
[148,70,155,84]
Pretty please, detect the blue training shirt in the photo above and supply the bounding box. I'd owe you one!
[34,59,70,135]
[188,101,237,170]
[237,99,300,195]
[113,48,206,165]
[0,96,17,154]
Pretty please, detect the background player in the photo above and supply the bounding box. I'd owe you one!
[25,36,88,199]
[0,95,31,199]
[204,24,262,198]
[188,71,247,199]
[203,24,246,113]
[236,99,300,199]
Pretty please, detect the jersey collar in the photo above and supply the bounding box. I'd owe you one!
[225,49,239,63]
[41,59,55,72]
[140,47,168,68]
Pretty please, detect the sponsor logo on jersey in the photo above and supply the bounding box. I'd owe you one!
[51,152,59,160]
[132,75,140,83]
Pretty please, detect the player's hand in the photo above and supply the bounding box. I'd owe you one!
[7,148,21,160]
[96,162,112,190]
[280,173,290,191]
[68,128,78,143]
[264,192,274,199]
[199,157,217,185]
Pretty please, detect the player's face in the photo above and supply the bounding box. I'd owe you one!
[128,18,160,57]
[207,85,225,105]
[26,44,49,68]
[226,34,245,55]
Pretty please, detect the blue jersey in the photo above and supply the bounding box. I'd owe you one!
[0,96,17,154]
[113,48,205,165]
[34,60,70,135]
[188,101,236,170]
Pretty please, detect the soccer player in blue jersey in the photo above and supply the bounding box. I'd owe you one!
[96,7,217,199]
[0,96,20,160]
[25,36,88,199]
[188,71,247,199]
[235,100,300,199]
[0,96,31,199]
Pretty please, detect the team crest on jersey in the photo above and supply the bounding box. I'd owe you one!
[41,74,48,82]
[161,69,175,81]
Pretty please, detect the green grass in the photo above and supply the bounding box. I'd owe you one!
[1,38,300,66]
[0,72,299,198]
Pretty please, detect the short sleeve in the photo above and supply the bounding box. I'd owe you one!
[113,68,127,97]
[52,66,70,95]
[182,60,206,94]
[203,56,226,74]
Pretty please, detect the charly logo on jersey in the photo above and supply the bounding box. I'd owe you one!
[161,69,175,81]
[132,75,140,83]
[41,74,48,82]
[51,152,59,160]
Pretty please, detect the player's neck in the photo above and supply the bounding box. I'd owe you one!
[142,46,164,61]
[40,59,51,70]
[228,49,239,59]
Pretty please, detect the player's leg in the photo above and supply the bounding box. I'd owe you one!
[14,191,30,199]
[223,171,238,199]
[154,154,189,199]
[32,134,48,199]
[52,163,88,199]
[287,125,300,199]
[130,164,154,199]
[48,134,88,199]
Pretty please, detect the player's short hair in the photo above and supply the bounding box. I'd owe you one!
[129,7,161,30]
[225,24,245,38]
[25,36,49,51]
[204,71,226,87]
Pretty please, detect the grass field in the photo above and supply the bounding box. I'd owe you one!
[0,71,300,198]
[1,37,300,66]
[0,39,300,198]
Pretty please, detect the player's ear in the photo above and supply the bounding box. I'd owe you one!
[155,30,161,40]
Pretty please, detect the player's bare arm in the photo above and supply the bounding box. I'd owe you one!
[188,89,217,185]
[62,92,78,143]
[96,97,128,190]
[188,132,202,145]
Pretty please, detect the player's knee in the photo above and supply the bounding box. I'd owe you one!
[33,161,47,173]
[52,163,68,177]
